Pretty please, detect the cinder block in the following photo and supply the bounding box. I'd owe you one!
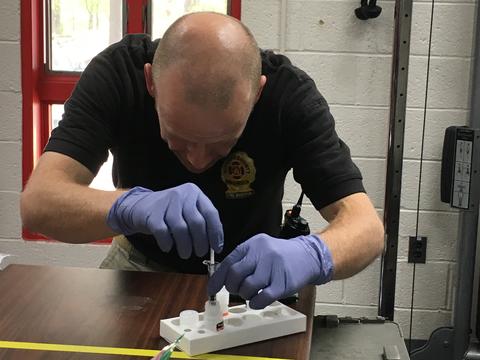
[395,261,449,309]
[355,158,387,209]
[411,3,475,57]
[286,1,394,54]
[398,210,458,262]
[285,52,391,107]
[331,105,389,159]
[0,239,109,268]
[0,1,20,41]
[404,109,469,160]
[394,308,451,340]
[410,2,431,57]
[315,303,378,318]
[0,91,22,141]
[242,0,281,50]
[343,260,381,306]
[0,191,21,238]
[407,56,471,110]
[401,160,451,211]
[0,43,20,92]
[316,280,344,304]
[0,142,21,191]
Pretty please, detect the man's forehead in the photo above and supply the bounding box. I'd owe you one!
[158,103,246,143]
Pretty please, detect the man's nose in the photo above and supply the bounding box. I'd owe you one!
[186,144,212,169]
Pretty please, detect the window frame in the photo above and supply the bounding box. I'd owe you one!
[21,0,241,240]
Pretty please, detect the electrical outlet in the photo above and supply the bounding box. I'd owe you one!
[408,236,427,263]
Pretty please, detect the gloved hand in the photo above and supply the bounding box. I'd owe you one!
[107,183,223,259]
[207,233,334,309]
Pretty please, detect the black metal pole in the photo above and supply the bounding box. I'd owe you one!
[379,0,413,320]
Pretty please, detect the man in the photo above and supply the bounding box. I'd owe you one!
[21,12,384,309]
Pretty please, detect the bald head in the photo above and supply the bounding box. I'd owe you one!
[151,12,262,110]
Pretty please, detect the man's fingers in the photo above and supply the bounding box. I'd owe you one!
[182,202,209,257]
[237,265,270,300]
[151,223,174,253]
[197,194,224,253]
[146,209,174,253]
[165,200,192,259]
[224,256,256,294]
[249,286,283,309]
[249,265,286,309]
[207,243,248,296]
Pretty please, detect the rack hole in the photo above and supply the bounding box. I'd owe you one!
[227,318,243,327]
[229,307,247,314]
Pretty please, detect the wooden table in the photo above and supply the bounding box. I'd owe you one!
[0,265,315,359]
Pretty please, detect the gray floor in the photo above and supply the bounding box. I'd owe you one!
[310,317,410,359]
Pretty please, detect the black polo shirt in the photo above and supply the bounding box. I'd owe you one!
[45,34,365,273]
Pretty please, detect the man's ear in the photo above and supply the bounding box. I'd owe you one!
[254,75,267,103]
[144,63,155,97]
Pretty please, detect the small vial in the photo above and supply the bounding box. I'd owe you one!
[204,300,224,331]
[180,310,199,328]
[217,286,230,316]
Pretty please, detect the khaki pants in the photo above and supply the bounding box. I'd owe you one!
[99,235,175,272]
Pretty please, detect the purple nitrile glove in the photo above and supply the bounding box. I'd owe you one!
[207,233,334,309]
[107,183,223,259]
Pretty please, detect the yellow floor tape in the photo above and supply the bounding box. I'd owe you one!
[0,340,289,360]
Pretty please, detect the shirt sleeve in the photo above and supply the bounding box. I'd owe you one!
[44,49,123,175]
[283,74,365,210]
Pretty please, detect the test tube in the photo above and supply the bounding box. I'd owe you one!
[209,249,215,301]
[209,248,215,276]
[203,248,217,302]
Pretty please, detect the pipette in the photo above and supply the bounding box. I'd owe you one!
[156,333,184,360]
[208,248,216,302]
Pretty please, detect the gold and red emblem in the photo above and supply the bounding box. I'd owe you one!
[221,151,256,199]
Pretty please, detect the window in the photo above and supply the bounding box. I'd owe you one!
[21,0,241,240]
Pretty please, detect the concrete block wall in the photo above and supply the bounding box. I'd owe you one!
[0,0,476,342]
[243,0,476,340]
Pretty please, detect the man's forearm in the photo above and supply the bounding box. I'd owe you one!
[318,193,384,280]
[21,184,122,243]
[21,152,129,243]
[21,180,126,244]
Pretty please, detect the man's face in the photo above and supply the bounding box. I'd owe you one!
[153,69,254,174]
